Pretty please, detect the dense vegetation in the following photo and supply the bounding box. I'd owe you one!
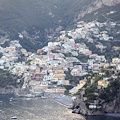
[0,53,3,58]
[0,0,96,51]
[1,41,10,48]
[81,70,120,105]
[65,70,84,85]
[99,79,120,102]
[76,54,89,63]
[0,69,23,88]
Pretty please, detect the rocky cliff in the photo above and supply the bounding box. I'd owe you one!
[102,92,120,113]
[71,95,103,115]
[76,0,120,20]
[72,92,120,115]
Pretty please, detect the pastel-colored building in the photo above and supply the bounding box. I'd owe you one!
[98,80,109,88]
[112,58,120,64]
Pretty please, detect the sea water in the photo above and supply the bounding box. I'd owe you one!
[0,94,119,120]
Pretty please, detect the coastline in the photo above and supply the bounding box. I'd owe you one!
[105,113,120,117]
[0,94,86,120]
[44,93,72,108]
[49,97,86,120]
[4,92,120,118]
[50,97,70,108]
[2,94,120,119]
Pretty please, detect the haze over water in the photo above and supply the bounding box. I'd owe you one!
[0,95,119,120]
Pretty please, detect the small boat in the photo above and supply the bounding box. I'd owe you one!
[41,96,47,99]
[25,94,35,98]
[9,97,14,102]
[11,116,17,119]
[10,97,13,100]
[26,98,32,101]
[9,99,12,102]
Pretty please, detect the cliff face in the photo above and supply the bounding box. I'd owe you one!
[71,95,103,115]
[101,0,120,6]
[76,0,120,20]
[72,96,90,115]
[72,92,120,115]
[102,93,120,113]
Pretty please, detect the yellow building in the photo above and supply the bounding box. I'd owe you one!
[77,78,87,89]
[53,74,66,80]
[102,34,105,37]
[35,68,40,74]
[113,46,120,50]
[34,86,47,89]
[64,80,70,85]
[29,80,40,86]
[98,80,109,88]
[53,70,64,74]
[53,70,66,80]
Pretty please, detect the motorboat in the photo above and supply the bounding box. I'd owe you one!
[11,116,17,119]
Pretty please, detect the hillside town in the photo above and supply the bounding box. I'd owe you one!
[0,20,120,100]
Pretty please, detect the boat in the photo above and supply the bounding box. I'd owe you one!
[9,97,14,102]
[11,116,17,119]
[26,98,32,101]
[41,96,47,99]
[10,97,13,100]
[25,94,35,98]
[9,99,12,102]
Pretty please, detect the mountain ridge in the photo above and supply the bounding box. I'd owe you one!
[0,0,120,52]
[76,0,120,20]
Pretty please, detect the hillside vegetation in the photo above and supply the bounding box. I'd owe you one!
[0,69,23,88]
[82,4,120,23]
[0,0,95,51]
[0,0,120,52]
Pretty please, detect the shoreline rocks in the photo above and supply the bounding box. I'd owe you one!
[71,93,120,116]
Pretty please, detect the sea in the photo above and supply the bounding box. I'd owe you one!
[0,94,119,120]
